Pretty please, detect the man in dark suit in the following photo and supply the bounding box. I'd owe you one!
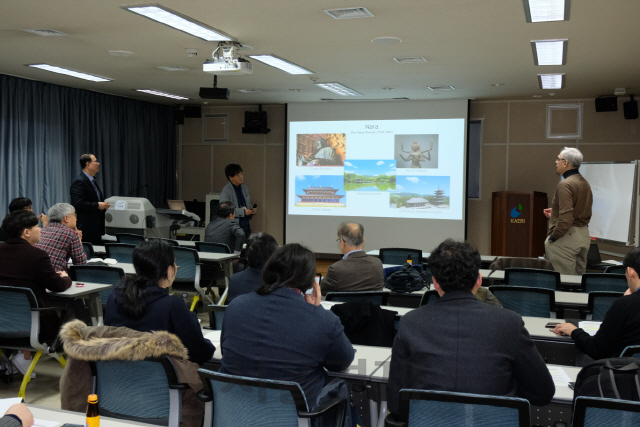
[320,222,384,295]
[387,239,555,417]
[204,201,245,253]
[70,154,110,245]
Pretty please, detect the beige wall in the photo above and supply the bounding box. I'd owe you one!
[469,99,640,258]
[179,104,286,243]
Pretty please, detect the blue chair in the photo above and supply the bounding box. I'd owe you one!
[572,396,640,427]
[604,265,626,274]
[620,345,640,358]
[489,286,556,318]
[105,243,136,264]
[206,305,226,330]
[195,242,231,254]
[384,389,530,427]
[586,291,623,321]
[379,248,423,266]
[0,286,66,399]
[115,233,145,245]
[581,273,629,293]
[173,247,210,310]
[325,291,389,306]
[419,290,440,306]
[504,268,560,291]
[69,265,125,307]
[82,242,95,259]
[90,356,186,427]
[197,369,346,427]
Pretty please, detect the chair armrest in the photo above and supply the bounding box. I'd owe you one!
[384,413,407,427]
[33,306,65,312]
[298,396,346,427]
[169,383,189,390]
[196,390,213,402]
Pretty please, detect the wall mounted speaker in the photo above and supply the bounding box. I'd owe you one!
[183,105,202,118]
[595,95,618,112]
[624,96,638,120]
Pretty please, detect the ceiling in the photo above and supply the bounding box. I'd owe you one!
[2,1,639,107]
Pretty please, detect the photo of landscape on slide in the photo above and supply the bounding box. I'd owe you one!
[395,134,439,169]
[344,159,396,192]
[296,133,346,166]
[294,175,346,207]
[390,176,450,209]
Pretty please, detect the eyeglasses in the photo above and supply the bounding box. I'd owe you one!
[336,238,342,243]
[556,157,567,162]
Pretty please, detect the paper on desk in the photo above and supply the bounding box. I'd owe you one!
[33,419,59,427]
[0,398,23,416]
[579,321,602,336]
[602,260,622,265]
[205,330,221,342]
[548,366,572,387]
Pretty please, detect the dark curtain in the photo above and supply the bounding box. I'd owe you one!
[0,74,176,217]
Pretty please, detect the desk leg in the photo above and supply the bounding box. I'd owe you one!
[369,399,378,427]
[377,401,387,427]
[224,260,232,287]
[88,294,103,326]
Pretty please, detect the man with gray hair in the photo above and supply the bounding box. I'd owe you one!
[35,203,87,272]
[543,147,593,275]
[320,222,384,295]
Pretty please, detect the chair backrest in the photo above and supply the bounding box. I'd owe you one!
[396,389,530,427]
[620,345,640,358]
[105,243,136,264]
[173,247,200,282]
[69,265,125,306]
[207,305,226,330]
[115,233,145,245]
[149,237,179,247]
[325,291,389,306]
[197,369,309,427]
[504,268,560,291]
[489,257,555,272]
[587,291,623,321]
[82,242,95,259]
[489,286,555,318]
[379,248,423,266]
[604,265,626,274]
[581,273,629,293]
[0,286,38,340]
[419,290,440,306]
[90,356,182,427]
[195,242,231,254]
[572,396,640,427]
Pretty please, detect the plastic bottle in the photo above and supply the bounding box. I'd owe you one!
[86,394,100,427]
[407,253,412,265]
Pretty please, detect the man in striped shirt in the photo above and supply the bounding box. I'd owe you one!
[35,203,87,272]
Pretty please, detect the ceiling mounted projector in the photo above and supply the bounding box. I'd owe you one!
[203,41,253,75]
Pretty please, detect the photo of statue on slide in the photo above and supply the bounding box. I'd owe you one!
[294,175,346,207]
[344,159,396,192]
[390,176,450,210]
[296,133,346,166]
[395,134,438,169]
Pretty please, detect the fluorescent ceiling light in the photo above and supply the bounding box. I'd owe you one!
[532,40,567,65]
[538,73,565,89]
[124,5,234,41]
[27,64,110,82]
[249,55,314,74]
[523,0,570,22]
[136,89,189,100]
[315,83,363,96]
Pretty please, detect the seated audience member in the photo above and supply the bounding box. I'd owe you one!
[0,197,48,241]
[104,239,215,364]
[35,203,87,272]
[204,201,245,253]
[387,239,554,417]
[553,246,640,359]
[1,403,33,427]
[220,243,355,406]
[227,232,279,304]
[320,222,384,295]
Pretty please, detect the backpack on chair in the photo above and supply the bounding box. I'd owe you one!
[574,358,640,402]
[385,264,429,293]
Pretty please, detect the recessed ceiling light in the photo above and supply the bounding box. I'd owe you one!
[382,88,394,91]
[156,66,189,71]
[427,85,455,90]
[123,5,234,41]
[108,50,134,57]
[22,29,68,36]
[372,37,402,45]
[523,0,570,23]
[538,74,564,89]
[315,83,363,96]
[533,95,543,98]
[289,89,302,92]
[531,40,567,65]
[324,7,375,19]
[27,64,111,82]
[136,89,189,100]
[237,89,263,93]
[249,55,314,74]
[393,57,427,64]
[491,83,505,87]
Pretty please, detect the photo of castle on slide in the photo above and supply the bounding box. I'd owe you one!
[294,175,346,207]
[296,133,346,166]
[390,176,450,209]
[344,159,396,192]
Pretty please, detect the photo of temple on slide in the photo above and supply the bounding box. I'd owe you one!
[294,175,346,207]
[296,133,346,166]
[390,176,450,209]
[344,159,396,192]
[395,134,439,169]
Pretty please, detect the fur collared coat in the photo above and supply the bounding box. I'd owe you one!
[59,320,204,427]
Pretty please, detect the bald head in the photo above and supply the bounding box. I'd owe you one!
[337,222,364,252]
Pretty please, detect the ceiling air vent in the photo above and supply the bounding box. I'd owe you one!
[22,29,68,36]
[393,57,428,64]
[324,7,374,19]
[427,86,455,90]
[156,66,189,72]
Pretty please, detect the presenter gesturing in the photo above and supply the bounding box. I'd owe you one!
[220,164,256,236]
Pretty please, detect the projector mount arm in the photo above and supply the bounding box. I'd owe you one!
[212,41,244,65]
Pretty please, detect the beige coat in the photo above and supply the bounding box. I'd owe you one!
[59,320,204,427]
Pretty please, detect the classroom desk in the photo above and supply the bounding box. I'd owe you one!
[26,404,157,426]
[49,281,111,326]
[481,269,583,289]
[367,250,497,265]
[92,244,106,256]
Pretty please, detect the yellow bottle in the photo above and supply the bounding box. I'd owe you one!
[86,394,100,427]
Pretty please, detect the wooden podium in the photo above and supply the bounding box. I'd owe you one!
[491,191,548,257]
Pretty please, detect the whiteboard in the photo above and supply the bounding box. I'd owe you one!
[579,162,637,244]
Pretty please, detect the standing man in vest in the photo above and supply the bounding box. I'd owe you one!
[220,164,256,237]
[70,154,110,245]
[543,147,593,275]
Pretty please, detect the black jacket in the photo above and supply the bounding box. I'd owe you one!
[70,172,106,244]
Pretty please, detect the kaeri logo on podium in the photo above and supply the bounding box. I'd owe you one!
[510,204,525,223]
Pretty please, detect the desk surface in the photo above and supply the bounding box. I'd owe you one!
[28,405,156,426]
[321,301,414,316]
[367,250,496,263]
[49,282,112,297]
[481,269,583,286]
